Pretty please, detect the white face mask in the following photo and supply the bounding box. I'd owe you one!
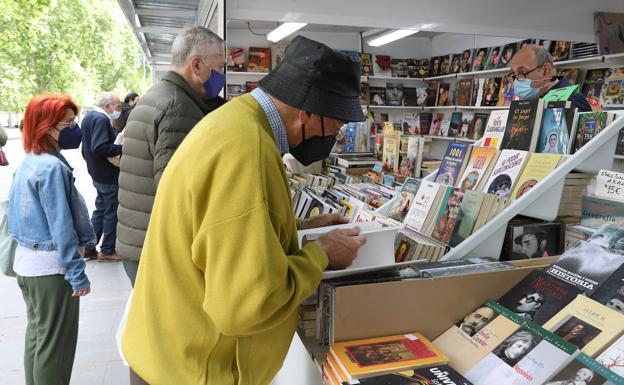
[109,108,121,120]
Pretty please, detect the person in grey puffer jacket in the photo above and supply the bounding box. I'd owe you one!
[117,26,226,286]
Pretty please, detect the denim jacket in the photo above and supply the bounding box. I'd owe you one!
[8,151,96,290]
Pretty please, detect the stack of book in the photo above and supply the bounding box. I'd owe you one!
[558,173,593,218]
[323,333,448,385]
[297,304,317,338]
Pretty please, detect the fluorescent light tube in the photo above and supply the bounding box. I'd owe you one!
[367,29,419,47]
[267,22,308,42]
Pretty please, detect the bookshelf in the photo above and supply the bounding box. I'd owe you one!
[366,105,510,111]
[370,110,624,271]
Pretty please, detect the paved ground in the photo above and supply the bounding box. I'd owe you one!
[0,130,132,385]
[0,130,313,385]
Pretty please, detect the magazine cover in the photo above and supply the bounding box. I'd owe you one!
[496,43,518,69]
[429,56,441,77]
[440,55,452,75]
[549,40,572,62]
[467,113,489,141]
[455,79,473,106]
[451,54,462,74]
[537,103,574,154]
[386,83,405,106]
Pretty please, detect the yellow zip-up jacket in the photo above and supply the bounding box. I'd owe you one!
[122,94,328,385]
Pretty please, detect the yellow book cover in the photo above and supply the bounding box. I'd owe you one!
[509,153,561,203]
[457,147,498,190]
[433,300,526,375]
[329,332,448,380]
[543,294,624,357]
[382,127,401,173]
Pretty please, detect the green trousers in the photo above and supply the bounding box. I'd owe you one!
[17,274,80,385]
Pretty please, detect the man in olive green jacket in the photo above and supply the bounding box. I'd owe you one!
[117,26,226,285]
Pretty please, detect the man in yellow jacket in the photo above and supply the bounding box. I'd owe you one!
[122,36,367,385]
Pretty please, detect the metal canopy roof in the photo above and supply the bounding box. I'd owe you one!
[117,0,216,76]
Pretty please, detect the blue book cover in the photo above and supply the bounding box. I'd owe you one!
[537,102,574,154]
[435,142,471,186]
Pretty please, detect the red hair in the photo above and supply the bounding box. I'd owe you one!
[22,94,79,154]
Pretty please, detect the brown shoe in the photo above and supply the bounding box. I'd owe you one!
[84,249,98,260]
[97,252,122,262]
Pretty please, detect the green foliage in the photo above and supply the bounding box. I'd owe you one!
[0,0,150,112]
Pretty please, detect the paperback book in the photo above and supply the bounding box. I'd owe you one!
[435,142,472,186]
[573,112,613,154]
[226,47,245,71]
[467,113,489,141]
[481,78,502,106]
[431,188,465,244]
[545,241,624,295]
[543,294,624,356]
[374,55,392,77]
[482,110,510,149]
[597,334,624,378]
[501,99,544,152]
[457,147,498,191]
[537,101,575,154]
[465,321,577,385]
[546,352,624,385]
[589,261,624,315]
[247,47,270,72]
[433,300,527,375]
[388,178,421,222]
[404,181,443,234]
[581,195,624,229]
[481,149,529,199]
[497,270,583,325]
[449,189,486,247]
[509,153,562,203]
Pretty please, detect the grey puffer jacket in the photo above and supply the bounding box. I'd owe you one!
[116,71,225,261]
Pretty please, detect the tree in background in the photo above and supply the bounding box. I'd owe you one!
[0,0,150,113]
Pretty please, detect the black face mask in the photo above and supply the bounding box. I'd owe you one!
[288,115,336,166]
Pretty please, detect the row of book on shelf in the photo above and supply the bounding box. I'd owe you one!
[377,101,618,179]
[225,38,593,77]
[362,67,624,109]
[319,238,624,385]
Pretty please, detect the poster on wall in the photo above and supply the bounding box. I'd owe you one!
[595,12,624,55]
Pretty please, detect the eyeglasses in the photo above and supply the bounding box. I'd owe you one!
[505,62,550,81]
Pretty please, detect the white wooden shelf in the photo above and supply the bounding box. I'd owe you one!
[423,135,475,143]
[367,76,426,82]
[370,110,624,269]
[226,71,269,76]
[368,105,421,110]
[464,105,511,110]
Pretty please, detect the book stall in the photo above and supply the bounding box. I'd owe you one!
[222,10,624,385]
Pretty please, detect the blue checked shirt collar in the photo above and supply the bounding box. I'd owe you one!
[250,88,289,155]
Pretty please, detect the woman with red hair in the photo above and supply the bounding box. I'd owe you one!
[7,94,95,385]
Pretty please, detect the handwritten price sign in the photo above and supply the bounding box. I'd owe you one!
[596,169,624,202]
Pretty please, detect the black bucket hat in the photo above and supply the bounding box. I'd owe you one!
[258,35,365,123]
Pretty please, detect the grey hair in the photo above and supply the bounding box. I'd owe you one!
[535,46,553,65]
[171,26,224,67]
[96,92,115,107]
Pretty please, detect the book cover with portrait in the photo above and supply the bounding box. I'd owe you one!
[498,270,582,325]
[502,221,563,261]
[455,79,474,106]
[546,241,624,295]
[226,47,245,71]
[484,46,502,70]
[465,322,577,385]
[429,56,442,77]
[467,112,490,141]
[549,40,572,62]
[496,43,518,69]
[537,101,576,155]
[386,83,405,106]
[426,81,440,106]
[329,333,447,381]
[403,181,443,234]
[509,153,562,203]
[431,187,466,244]
[543,294,624,356]
[589,261,624,315]
[449,189,486,247]
[370,87,387,106]
[433,300,526,375]
[471,47,490,72]
[582,69,608,99]
[459,49,475,73]
[437,83,451,106]
[481,78,502,106]
[388,177,421,222]
[439,55,452,76]
[548,352,624,385]
[481,149,529,199]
